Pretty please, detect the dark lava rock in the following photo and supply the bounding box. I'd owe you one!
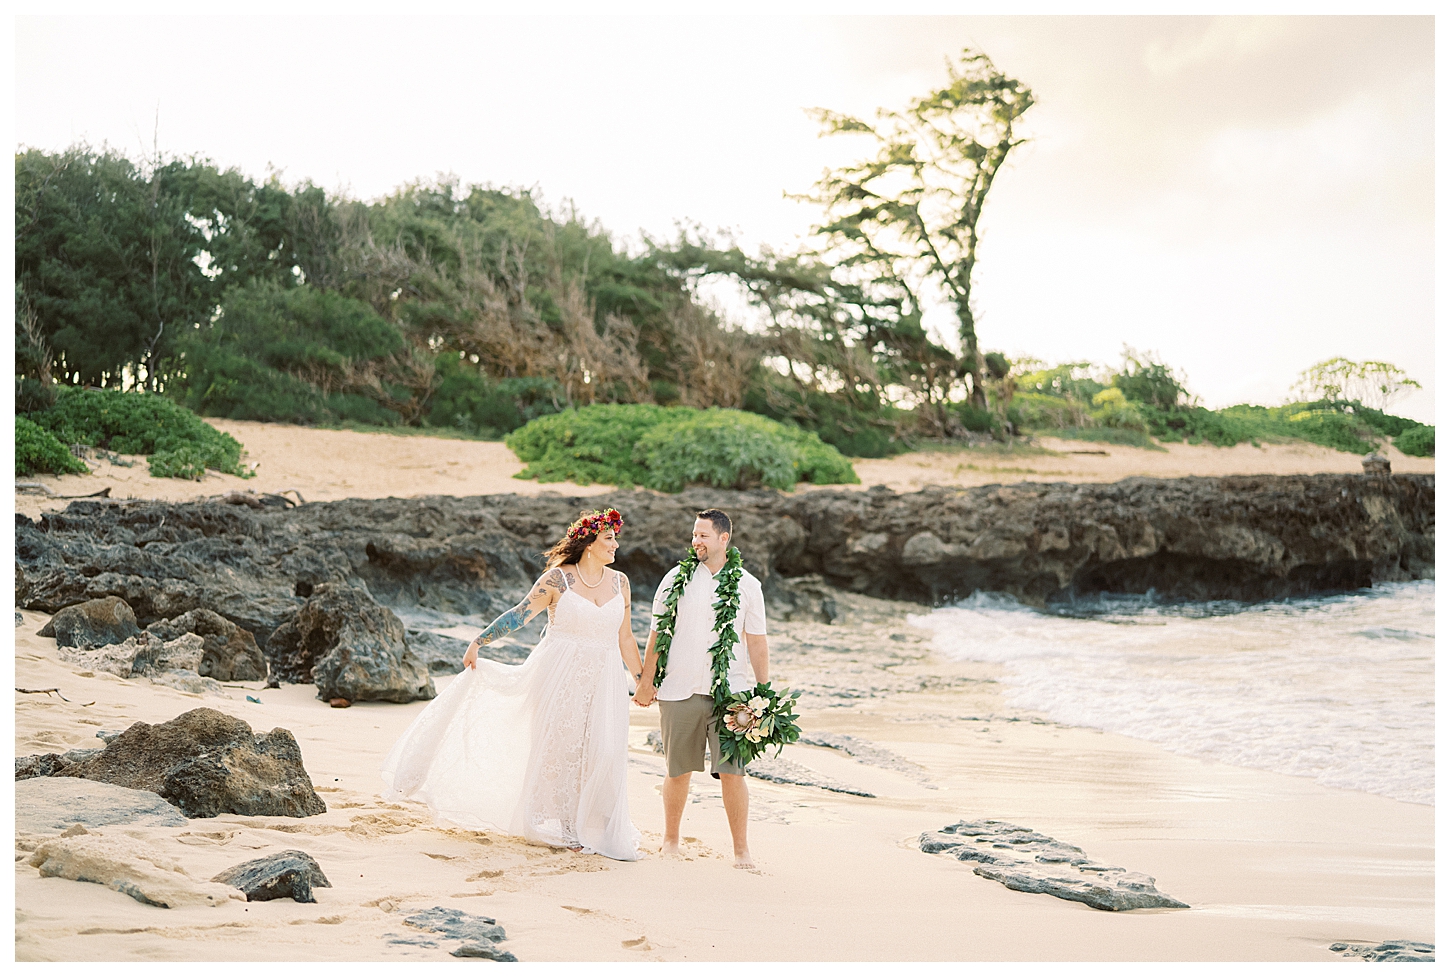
[1329,940,1434,962]
[16,748,106,781]
[16,754,67,780]
[212,850,332,903]
[58,707,326,819]
[15,776,189,832]
[146,608,266,682]
[407,628,473,674]
[921,819,1189,912]
[37,595,140,648]
[451,942,518,961]
[266,583,434,704]
[14,476,1434,654]
[404,906,515,961]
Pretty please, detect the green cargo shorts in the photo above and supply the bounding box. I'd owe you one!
[658,694,744,779]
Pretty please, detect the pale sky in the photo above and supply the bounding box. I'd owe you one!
[14,14,1436,422]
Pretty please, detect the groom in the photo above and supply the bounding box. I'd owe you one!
[633,508,769,870]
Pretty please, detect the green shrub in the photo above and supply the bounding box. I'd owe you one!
[1136,402,1383,454]
[1040,426,1163,449]
[1396,424,1434,457]
[1017,362,1107,403]
[15,377,57,414]
[956,402,999,434]
[1115,350,1189,409]
[27,386,251,478]
[16,416,88,477]
[1090,388,1148,431]
[742,385,903,458]
[1303,401,1419,438]
[149,445,211,480]
[507,404,692,486]
[424,353,561,437]
[635,411,798,491]
[507,403,858,491]
[779,424,861,486]
[1278,408,1381,455]
[1010,392,1091,430]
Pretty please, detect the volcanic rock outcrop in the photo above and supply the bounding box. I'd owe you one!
[37,595,140,648]
[212,850,332,903]
[15,475,1433,672]
[145,608,266,681]
[921,819,1189,911]
[55,707,326,819]
[265,583,434,703]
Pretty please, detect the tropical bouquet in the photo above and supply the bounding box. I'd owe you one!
[715,681,803,767]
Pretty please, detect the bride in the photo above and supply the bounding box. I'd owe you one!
[380,508,644,861]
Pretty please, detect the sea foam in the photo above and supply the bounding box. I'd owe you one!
[912,580,1434,805]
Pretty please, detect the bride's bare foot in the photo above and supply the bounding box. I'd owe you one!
[568,846,583,852]
[661,838,681,856]
[733,850,755,870]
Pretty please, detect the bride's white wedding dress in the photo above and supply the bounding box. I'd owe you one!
[380,584,642,861]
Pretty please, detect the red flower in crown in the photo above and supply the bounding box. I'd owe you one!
[567,508,624,542]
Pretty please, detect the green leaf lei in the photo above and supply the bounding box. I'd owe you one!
[650,546,801,767]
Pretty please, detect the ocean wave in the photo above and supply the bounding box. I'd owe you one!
[911,580,1434,805]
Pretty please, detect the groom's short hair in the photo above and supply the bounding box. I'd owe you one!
[696,508,731,537]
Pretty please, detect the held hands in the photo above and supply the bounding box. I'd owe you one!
[632,682,657,708]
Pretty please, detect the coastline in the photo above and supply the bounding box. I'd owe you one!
[13,420,1434,961]
[14,590,1433,961]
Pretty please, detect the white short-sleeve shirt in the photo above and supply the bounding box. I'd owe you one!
[651,562,767,701]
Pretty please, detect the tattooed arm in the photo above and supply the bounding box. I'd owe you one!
[615,573,644,685]
[462,568,568,670]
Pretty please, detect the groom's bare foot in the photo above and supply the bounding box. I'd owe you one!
[733,850,755,870]
[661,838,681,856]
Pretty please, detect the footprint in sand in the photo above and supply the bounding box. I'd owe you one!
[622,936,652,950]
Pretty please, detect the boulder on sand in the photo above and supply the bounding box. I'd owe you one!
[59,632,204,678]
[212,850,332,903]
[28,834,245,908]
[58,707,326,819]
[146,608,267,681]
[38,595,140,648]
[266,584,434,704]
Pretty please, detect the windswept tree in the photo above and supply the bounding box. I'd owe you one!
[1293,357,1421,411]
[804,46,1034,410]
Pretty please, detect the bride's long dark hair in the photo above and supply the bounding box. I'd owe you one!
[543,509,621,570]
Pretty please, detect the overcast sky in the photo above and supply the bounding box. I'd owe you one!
[15,14,1435,422]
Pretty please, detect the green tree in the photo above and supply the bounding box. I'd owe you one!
[1292,357,1421,411]
[14,146,294,391]
[803,46,1035,411]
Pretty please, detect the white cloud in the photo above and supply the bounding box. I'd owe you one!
[1143,17,1290,77]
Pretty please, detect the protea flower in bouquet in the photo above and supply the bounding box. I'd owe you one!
[715,682,802,766]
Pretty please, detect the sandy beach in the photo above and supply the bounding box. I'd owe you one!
[14,417,1433,521]
[13,421,1435,961]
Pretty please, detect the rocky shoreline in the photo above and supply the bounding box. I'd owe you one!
[14,474,1433,703]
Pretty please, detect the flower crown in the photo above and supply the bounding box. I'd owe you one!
[566,508,623,542]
